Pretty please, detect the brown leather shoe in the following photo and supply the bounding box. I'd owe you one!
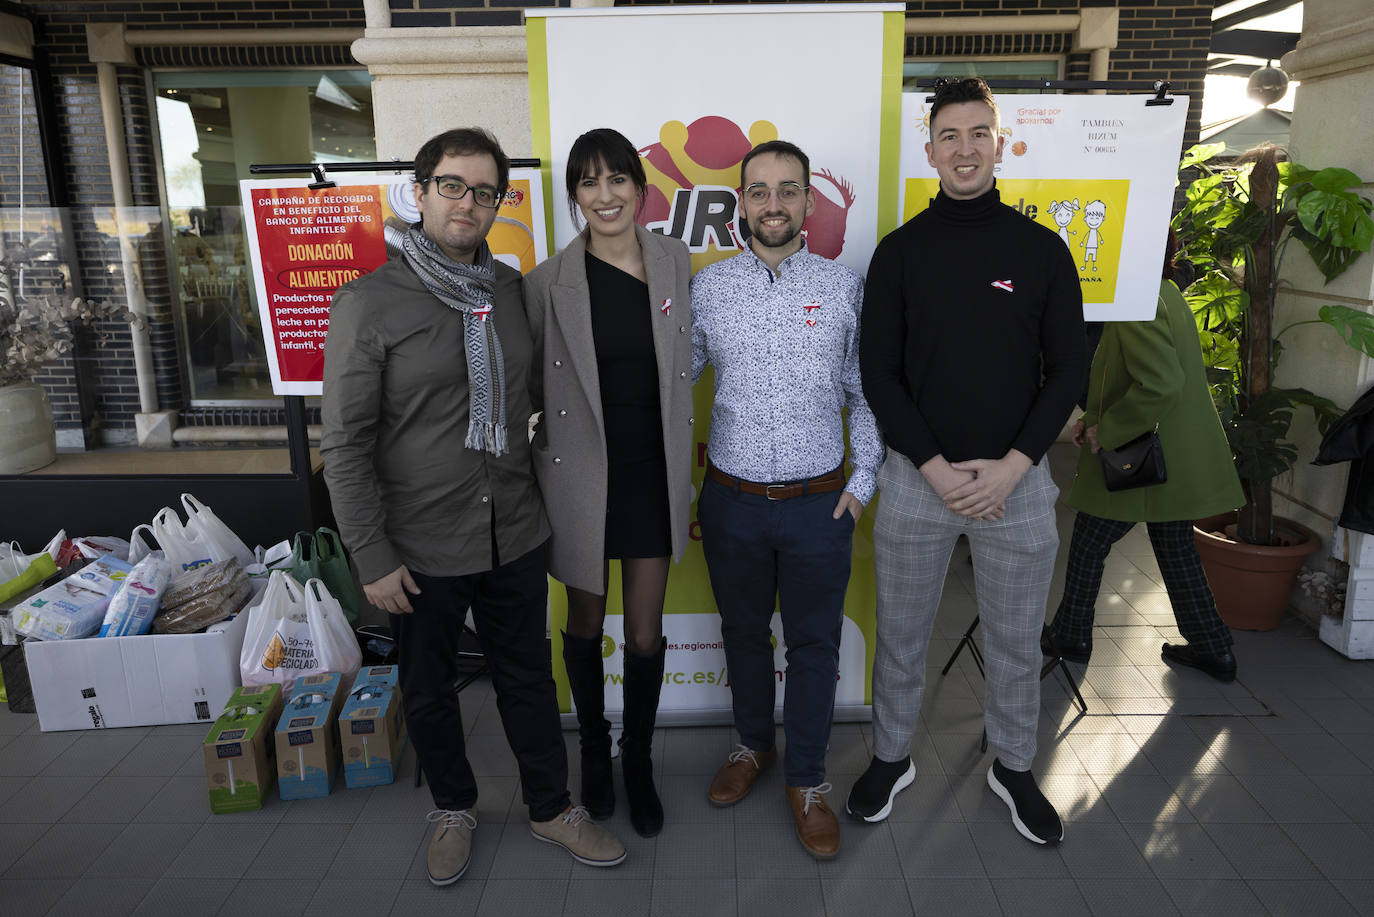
[786,783,840,860]
[707,744,777,807]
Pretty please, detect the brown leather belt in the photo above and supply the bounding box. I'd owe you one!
[706,460,845,501]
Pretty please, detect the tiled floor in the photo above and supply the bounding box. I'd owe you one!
[4,443,1374,916]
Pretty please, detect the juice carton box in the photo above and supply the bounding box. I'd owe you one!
[203,683,283,814]
[356,664,399,690]
[277,672,344,800]
[338,667,407,788]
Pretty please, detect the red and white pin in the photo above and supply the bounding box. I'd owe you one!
[473,302,493,321]
[803,300,822,327]
[991,280,1015,293]
[661,297,672,316]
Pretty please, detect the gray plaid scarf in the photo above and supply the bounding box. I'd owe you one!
[401,224,508,456]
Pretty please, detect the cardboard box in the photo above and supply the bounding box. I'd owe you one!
[339,671,407,788]
[277,672,344,800]
[24,610,249,731]
[356,664,399,689]
[203,683,282,814]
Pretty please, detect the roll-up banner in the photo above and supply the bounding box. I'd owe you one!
[899,92,1188,321]
[240,169,549,395]
[528,3,906,723]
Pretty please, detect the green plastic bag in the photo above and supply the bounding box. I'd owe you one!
[290,528,359,625]
[0,552,58,605]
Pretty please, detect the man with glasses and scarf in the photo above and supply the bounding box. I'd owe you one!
[690,139,883,860]
[322,128,625,888]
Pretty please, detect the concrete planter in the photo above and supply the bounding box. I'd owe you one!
[0,382,58,474]
[1193,511,1321,631]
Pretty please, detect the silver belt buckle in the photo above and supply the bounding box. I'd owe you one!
[765,483,786,501]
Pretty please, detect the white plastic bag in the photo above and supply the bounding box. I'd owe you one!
[180,494,254,568]
[73,536,133,561]
[150,494,251,574]
[239,570,361,692]
[0,532,64,581]
[127,525,162,565]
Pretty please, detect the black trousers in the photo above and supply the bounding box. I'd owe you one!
[1053,513,1232,655]
[391,540,569,821]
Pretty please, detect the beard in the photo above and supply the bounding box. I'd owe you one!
[747,214,802,250]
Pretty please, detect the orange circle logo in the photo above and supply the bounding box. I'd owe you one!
[1012,141,1028,157]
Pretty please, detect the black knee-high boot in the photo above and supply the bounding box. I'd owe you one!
[561,632,615,819]
[619,637,665,837]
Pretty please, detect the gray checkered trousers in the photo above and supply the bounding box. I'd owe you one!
[870,452,1060,771]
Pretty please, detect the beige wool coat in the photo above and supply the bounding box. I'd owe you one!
[522,225,695,594]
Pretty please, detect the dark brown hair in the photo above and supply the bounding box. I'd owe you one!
[929,77,1001,133]
[739,139,810,189]
[413,127,510,195]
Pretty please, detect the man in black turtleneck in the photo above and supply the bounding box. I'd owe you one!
[849,78,1084,845]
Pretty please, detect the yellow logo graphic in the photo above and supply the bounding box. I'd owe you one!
[262,632,287,671]
[601,635,616,659]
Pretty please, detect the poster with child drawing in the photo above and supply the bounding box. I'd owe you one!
[898,93,1187,321]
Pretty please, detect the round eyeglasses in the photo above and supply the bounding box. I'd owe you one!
[742,182,808,206]
[422,175,502,209]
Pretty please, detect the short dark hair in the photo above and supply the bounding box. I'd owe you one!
[413,127,510,195]
[565,128,648,223]
[929,77,1000,133]
[739,139,810,189]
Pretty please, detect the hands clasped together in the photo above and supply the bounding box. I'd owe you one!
[920,449,1034,521]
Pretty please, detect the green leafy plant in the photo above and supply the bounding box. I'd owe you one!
[0,251,137,388]
[1173,143,1374,546]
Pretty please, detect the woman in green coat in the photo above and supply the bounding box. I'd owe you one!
[1042,277,1244,682]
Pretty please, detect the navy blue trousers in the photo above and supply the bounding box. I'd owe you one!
[697,477,854,787]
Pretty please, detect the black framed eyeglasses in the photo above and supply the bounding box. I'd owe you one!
[421,175,502,209]
[742,181,808,206]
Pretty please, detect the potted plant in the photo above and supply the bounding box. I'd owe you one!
[1172,142,1374,629]
[0,250,136,474]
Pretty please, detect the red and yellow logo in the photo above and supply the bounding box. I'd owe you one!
[635,116,855,272]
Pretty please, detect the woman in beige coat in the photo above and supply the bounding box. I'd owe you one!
[523,129,694,838]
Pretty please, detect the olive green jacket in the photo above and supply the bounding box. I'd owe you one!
[1067,281,1244,522]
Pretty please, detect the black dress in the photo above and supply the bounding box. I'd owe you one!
[586,251,672,558]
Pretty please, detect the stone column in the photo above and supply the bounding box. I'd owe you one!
[351,25,533,163]
[1281,0,1374,655]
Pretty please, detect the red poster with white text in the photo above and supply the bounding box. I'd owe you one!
[242,171,548,395]
[246,186,388,392]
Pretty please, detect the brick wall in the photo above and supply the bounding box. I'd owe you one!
[0,63,52,207]
[386,0,569,30]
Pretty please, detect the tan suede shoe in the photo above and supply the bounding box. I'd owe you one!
[529,805,627,867]
[786,783,840,860]
[707,744,778,807]
[425,809,477,886]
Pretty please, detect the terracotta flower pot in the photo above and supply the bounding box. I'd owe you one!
[1193,511,1320,632]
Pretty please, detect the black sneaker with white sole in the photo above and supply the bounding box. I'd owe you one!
[845,755,915,823]
[986,758,1063,845]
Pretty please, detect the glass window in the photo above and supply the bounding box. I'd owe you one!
[0,62,50,209]
[153,70,375,403]
[902,59,1064,93]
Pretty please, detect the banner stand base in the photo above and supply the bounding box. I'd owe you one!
[560,705,873,731]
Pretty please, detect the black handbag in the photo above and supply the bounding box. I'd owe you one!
[1093,356,1167,492]
[1099,429,1167,491]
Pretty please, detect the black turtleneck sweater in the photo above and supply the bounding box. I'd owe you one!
[859,185,1085,468]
